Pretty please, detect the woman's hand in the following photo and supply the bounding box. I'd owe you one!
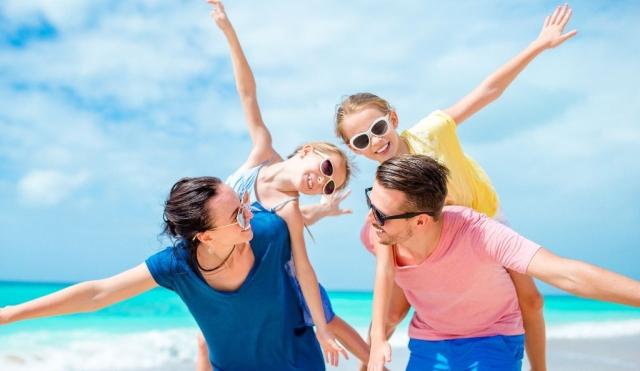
[534,4,577,49]
[207,0,232,32]
[316,327,349,367]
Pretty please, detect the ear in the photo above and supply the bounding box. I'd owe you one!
[299,144,314,158]
[389,110,399,130]
[198,231,215,245]
[415,214,431,226]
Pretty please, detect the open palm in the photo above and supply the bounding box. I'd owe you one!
[536,4,577,49]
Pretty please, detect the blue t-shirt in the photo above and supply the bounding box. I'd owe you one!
[145,204,324,370]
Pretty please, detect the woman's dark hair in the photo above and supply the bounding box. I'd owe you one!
[376,154,449,220]
[162,176,222,271]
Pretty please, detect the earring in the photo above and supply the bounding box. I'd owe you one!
[207,245,213,255]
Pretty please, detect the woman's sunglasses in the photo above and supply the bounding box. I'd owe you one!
[349,115,390,150]
[314,149,336,195]
[365,187,433,226]
[209,191,251,231]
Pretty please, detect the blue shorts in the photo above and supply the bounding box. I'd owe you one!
[285,261,336,326]
[406,335,525,371]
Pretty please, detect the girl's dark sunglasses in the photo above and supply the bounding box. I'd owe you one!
[365,187,434,226]
[314,149,336,195]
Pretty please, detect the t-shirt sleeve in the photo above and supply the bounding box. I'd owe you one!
[145,247,180,291]
[472,214,541,274]
[403,110,462,157]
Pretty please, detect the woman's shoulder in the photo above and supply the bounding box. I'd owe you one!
[146,244,191,274]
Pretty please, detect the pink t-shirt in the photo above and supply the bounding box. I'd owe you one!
[361,206,541,340]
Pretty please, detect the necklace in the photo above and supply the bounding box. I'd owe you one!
[198,244,238,273]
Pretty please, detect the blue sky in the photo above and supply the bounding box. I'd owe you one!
[1,0,639,291]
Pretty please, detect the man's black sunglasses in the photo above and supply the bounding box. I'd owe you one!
[365,187,434,226]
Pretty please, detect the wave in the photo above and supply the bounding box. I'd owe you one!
[0,328,198,371]
[362,319,640,346]
[546,319,640,339]
[2,320,640,370]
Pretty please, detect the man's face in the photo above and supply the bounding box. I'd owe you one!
[367,181,415,246]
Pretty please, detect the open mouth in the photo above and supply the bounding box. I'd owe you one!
[374,142,390,155]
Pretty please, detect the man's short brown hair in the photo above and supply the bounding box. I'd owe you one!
[375,154,449,219]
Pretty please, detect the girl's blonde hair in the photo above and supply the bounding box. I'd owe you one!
[335,93,394,144]
[288,141,354,190]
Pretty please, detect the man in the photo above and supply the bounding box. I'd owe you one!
[365,154,640,370]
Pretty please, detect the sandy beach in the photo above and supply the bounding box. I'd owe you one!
[331,335,640,370]
[2,334,639,370]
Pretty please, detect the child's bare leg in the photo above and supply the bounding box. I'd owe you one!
[508,269,546,371]
[196,332,213,371]
[328,315,369,364]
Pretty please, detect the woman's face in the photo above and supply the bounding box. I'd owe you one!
[204,184,254,246]
[341,106,400,163]
[295,146,347,196]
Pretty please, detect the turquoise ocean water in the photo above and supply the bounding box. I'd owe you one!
[2,282,640,369]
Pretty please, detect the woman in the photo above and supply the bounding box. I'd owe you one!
[0,176,328,370]
[195,1,368,368]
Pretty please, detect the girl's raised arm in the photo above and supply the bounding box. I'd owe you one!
[208,0,279,167]
[444,4,577,125]
[0,263,157,325]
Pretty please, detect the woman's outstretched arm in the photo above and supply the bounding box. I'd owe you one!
[0,263,157,325]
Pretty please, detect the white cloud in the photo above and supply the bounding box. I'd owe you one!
[18,169,89,206]
[1,0,639,285]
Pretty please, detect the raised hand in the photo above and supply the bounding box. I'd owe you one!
[320,189,353,217]
[316,327,349,367]
[207,0,232,31]
[535,3,577,49]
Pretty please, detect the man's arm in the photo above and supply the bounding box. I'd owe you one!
[527,248,640,306]
[444,4,577,125]
[368,241,395,371]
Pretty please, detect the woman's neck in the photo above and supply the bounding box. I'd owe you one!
[196,242,236,270]
[196,242,255,292]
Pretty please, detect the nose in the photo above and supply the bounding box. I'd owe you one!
[370,135,385,149]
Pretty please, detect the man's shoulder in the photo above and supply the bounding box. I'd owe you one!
[441,205,489,234]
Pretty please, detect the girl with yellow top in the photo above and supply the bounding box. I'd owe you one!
[335,4,577,370]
